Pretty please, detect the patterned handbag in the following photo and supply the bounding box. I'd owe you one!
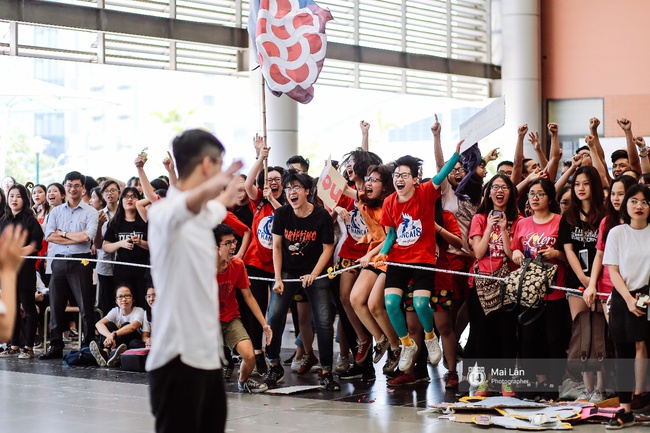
[474,259,510,315]
[501,257,558,324]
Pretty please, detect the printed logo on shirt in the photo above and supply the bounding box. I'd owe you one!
[570,227,598,244]
[284,228,317,256]
[117,232,145,242]
[257,215,274,249]
[346,207,368,242]
[396,213,422,246]
[521,232,557,258]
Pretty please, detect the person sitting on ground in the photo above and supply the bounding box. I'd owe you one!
[89,284,145,368]
[214,224,272,393]
[142,284,155,348]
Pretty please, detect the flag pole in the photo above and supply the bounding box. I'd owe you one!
[261,74,268,185]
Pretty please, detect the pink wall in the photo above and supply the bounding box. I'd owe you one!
[541,0,650,136]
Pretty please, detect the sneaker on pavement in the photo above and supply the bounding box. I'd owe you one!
[319,372,341,391]
[387,372,417,387]
[238,378,268,394]
[575,390,592,401]
[335,352,351,374]
[89,341,107,367]
[398,342,418,372]
[264,364,285,387]
[445,371,459,389]
[255,353,268,376]
[223,365,234,380]
[424,335,442,366]
[355,339,372,365]
[501,383,516,397]
[631,392,650,412]
[338,362,364,380]
[415,370,430,383]
[18,348,34,359]
[291,356,302,372]
[474,380,491,397]
[383,347,400,374]
[373,336,390,364]
[107,343,127,367]
[361,365,376,383]
[38,347,63,360]
[0,347,20,358]
[589,388,605,404]
[297,352,319,375]
[606,409,635,430]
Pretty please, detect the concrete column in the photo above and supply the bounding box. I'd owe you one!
[501,0,541,158]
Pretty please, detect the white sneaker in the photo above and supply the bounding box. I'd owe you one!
[590,389,605,404]
[424,335,442,366]
[291,357,302,372]
[398,342,418,372]
[575,390,592,401]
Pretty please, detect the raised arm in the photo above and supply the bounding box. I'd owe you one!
[511,124,529,185]
[546,123,561,182]
[617,118,642,174]
[589,117,607,164]
[634,137,650,174]
[162,151,178,187]
[432,140,462,187]
[135,154,158,202]
[555,154,582,195]
[432,114,444,172]
[528,131,549,171]
[360,120,370,151]
[585,135,610,187]
[185,160,244,214]
[244,135,267,203]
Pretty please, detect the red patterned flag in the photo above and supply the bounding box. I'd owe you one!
[248,0,333,104]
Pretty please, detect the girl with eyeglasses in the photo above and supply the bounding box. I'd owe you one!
[602,185,650,429]
[332,140,383,377]
[94,180,121,315]
[374,141,462,380]
[510,178,569,399]
[90,284,145,368]
[102,187,150,309]
[0,184,44,359]
[559,165,606,403]
[465,174,521,397]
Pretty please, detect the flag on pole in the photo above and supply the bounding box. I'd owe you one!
[248,0,333,104]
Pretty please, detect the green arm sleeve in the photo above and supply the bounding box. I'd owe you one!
[432,152,461,186]
[379,226,396,255]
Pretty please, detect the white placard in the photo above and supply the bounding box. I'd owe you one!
[317,157,347,211]
[459,96,506,153]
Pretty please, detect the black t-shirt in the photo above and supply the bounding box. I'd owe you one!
[104,218,149,277]
[271,204,334,275]
[559,214,598,289]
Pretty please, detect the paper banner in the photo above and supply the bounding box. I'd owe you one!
[459,96,506,153]
[317,157,347,211]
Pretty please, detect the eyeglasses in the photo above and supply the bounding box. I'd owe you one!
[123,195,138,200]
[364,176,381,183]
[145,294,156,300]
[104,189,119,195]
[490,185,510,192]
[629,198,650,208]
[285,185,304,193]
[393,172,412,180]
[450,168,466,174]
[116,294,133,300]
[528,192,547,199]
[221,240,237,247]
[65,184,83,190]
[579,153,591,159]
[498,170,513,176]
[267,177,282,184]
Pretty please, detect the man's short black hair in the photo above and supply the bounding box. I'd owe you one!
[84,175,98,193]
[172,129,225,179]
[497,160,514,171]
[611,149,629,163]
[575,145,589,155]
[522,158,533,174]
[286,155,310,172]
[282,169,313,192]
[213,223,237,245]
[150,178,168,191]
[64,171,85,185]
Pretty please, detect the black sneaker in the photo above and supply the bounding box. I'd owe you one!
[39,347,63,360]
[238,378,269,394]
[264,364,285,387]
[282,351,296,366]
[338,362,364,380]
[255,353,268,376]
[606,409,635,430]
[361,365,376,383]
[319,372,341,391]
[223,365,234,380]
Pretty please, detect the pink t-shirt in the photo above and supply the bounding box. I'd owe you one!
[510,214,566,301]
[469,213,521,283]
[595,217,614,299]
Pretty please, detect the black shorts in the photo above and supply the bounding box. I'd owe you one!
[385,263,435,292]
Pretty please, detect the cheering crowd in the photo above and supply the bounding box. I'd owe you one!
[1,116,650,430]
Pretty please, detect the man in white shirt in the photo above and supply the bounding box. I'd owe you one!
[146,129,242,433]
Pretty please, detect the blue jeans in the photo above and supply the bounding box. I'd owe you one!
[266,273,334,371]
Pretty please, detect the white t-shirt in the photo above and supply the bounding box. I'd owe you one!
[603,223,650,292]
[146,186,226,371]
[105,306,145,329]
[142,315,152,333]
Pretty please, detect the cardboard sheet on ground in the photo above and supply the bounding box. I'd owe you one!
[472,415,573,430]
[431,396,549,410]
[497,406,583,422]
[317,158,347,211]
[266,385,322,394]
[459,95,505,153]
